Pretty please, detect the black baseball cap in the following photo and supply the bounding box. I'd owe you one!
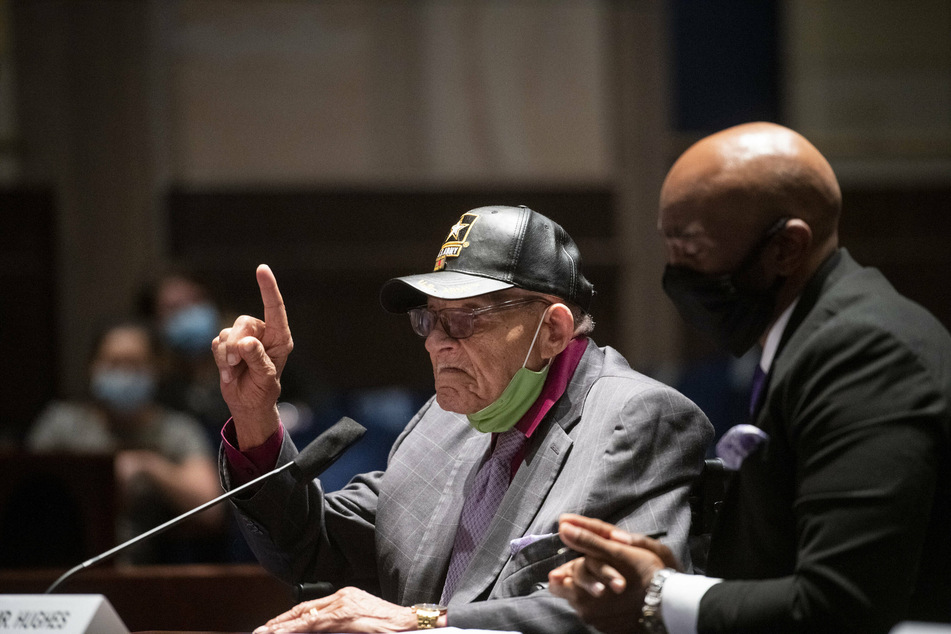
[380,205,594,313]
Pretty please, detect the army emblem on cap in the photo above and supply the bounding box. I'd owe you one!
[434,213,479,271]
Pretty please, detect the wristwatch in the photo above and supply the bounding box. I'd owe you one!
[412,603,447,629]
[640,567,674,634]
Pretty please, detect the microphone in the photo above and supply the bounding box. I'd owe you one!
[290,416,366,482]
[44,416,367,594]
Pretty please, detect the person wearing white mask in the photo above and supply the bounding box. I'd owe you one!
[28,320,224,563]
[212,205,713,633]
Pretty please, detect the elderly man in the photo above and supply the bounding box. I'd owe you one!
[548,123,951,633]
[213,205,712,633]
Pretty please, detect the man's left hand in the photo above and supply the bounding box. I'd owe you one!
[252,587,419,633]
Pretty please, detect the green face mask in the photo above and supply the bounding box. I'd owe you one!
[466,308,551,434]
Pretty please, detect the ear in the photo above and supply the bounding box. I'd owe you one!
[539,304,575,361]
[773,218,812,276]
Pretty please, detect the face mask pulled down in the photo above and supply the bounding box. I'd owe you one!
[466,309,551,434]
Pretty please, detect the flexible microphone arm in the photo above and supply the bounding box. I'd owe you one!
[45,416,367,594]
[45,460,294,593]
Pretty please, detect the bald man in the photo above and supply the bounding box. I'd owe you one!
[548,122,951,633]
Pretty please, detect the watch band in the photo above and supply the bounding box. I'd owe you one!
[412,603,447,629]
[640,567,674,634]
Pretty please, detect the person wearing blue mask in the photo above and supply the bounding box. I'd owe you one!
[147,272,232,435]
[211,205,712,633]
[148,270,335,460]
[27,320,224,563]
[164,299,222,357]
[154,272,223,358]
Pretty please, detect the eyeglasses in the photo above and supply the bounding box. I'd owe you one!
[408,298,551,339]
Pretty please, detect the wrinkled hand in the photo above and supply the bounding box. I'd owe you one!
[548,513,682,634]
[252,586,418,633]
[212,264,294,449]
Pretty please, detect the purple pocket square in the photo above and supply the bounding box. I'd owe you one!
[509,532,556,556]
[716,424,770,470]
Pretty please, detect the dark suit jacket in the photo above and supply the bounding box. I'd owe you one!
[700,249,951,633]
[222,339,712,634]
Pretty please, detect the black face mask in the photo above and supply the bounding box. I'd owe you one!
[662,217,789,357]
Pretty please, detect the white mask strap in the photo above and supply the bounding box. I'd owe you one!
[522,306,551,368]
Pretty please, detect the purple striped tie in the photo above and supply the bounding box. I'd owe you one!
[749,364,768,417]
[440,429,527,603]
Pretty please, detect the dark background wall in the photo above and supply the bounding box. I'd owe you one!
[163,187,618,391]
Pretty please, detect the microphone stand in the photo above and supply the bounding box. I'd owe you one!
[45,460,296,594]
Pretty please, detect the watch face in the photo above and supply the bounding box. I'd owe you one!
[413,603,446,629]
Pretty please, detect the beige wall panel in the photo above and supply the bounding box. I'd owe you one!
[785,0,951,182]
[170,0,610,185]
[170,1,379,183]
[420,1,610,182]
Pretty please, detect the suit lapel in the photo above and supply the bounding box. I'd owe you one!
[399,431,490,604]
[755,249,850,427]
[773,250,851,369]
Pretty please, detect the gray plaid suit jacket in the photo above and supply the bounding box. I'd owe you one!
[221,339,712,633]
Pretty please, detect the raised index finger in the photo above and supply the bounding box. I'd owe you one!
[256,264,290,335]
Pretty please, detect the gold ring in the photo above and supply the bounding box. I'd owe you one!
[309,607,319,617]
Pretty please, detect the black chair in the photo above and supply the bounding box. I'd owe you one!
[688,457,729,574]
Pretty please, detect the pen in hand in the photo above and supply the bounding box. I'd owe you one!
[556,528,668,556]
[535,529,670,593]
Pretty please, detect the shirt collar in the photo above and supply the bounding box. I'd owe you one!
[759,299,799,374]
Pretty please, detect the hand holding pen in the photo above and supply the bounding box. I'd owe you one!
[547,513,681,634]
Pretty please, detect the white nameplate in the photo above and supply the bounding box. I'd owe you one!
[0,595,128,633]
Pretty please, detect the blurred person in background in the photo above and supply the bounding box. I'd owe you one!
[27,320,225,564]
[142,270,233,443]
[142,269,344,462]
